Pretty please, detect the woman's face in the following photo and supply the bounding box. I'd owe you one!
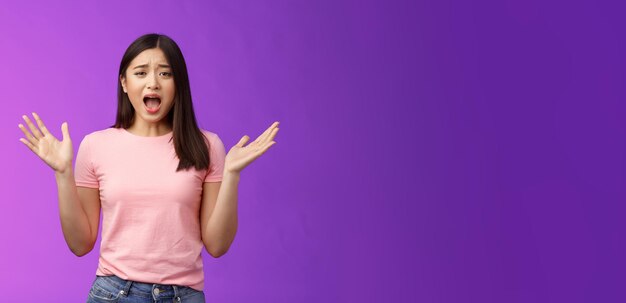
[120,48,175,126]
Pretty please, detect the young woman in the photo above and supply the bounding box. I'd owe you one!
[18,33,279,303]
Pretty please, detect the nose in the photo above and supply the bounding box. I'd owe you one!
[147,72,160,90]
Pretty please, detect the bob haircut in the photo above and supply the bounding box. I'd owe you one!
[113,33,211,172]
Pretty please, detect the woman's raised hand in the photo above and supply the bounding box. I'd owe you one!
[225,121,279,174]
[19,113,73,174]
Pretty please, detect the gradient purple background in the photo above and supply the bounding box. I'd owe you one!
[0,0,624,302]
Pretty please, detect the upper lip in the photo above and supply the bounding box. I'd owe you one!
[144,93,161,99]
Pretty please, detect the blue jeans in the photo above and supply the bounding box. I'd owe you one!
[86,275,206,303]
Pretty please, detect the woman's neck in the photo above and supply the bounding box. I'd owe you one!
[126,121,172,137]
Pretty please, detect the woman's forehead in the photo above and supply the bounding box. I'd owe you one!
[130,48,169,67]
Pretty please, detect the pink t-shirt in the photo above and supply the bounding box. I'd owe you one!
[74,127,225,291]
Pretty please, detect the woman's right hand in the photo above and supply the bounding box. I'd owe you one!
[19,113,73,174]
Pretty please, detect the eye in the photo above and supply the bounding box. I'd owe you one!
[160,72,172,77]
[134,72,146,76]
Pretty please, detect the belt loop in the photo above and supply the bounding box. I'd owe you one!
[120,279,133,297]
[173,285,181,302]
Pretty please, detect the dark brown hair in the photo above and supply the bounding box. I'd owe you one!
[113,33,210,172]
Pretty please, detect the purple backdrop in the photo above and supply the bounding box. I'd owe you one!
[1,0,624,302]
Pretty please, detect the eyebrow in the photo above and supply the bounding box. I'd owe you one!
[132,64,171,69]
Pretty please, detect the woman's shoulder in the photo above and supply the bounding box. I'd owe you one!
[199,129,225,148]
[82,127,122,143]
[200,128,220,139]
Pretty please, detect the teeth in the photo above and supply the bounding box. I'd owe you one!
[143,97,161,104]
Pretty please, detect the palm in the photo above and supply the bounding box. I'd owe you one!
[225,121,280,173]
[19,113,73,173]
[36,132,73,171]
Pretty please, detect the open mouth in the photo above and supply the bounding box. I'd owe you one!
[143,97,161,113]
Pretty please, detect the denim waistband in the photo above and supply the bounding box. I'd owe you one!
[96,274,198,299]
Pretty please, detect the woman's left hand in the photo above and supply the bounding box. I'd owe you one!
[224,121,280,174]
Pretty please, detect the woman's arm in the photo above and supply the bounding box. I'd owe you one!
[200,121,278,257]
[19,113,100,257]
[200,171,240,258]
[56,171,101,257]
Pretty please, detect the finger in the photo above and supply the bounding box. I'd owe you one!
[61,122,70,142]
[22,114,43,139]
[236,135,251,147]
[255,122,279,143]
[266,127,279,142]
[258,127,279,146]
[19,137,38,153]
[261,141,277,153]
[32,112,51,136]
[18,123,38,146]
[252,140,277,159]
[253,121,279,145]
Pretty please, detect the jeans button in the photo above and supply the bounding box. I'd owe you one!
[153,288,160,295]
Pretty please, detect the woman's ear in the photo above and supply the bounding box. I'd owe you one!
[120,74,127,93]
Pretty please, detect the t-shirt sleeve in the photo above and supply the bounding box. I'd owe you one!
[74,134,99,188]
[204,133,226,183]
